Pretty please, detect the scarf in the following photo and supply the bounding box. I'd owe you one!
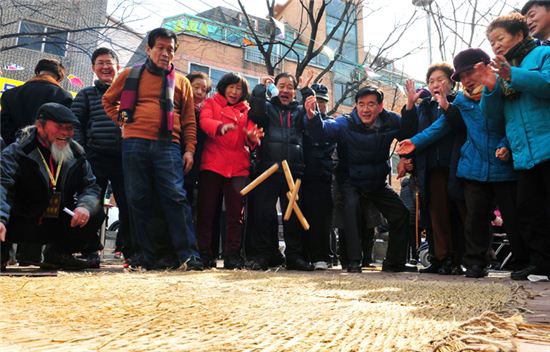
[119,57,176,141]
[500,37,537,100]
[463,85,483,101]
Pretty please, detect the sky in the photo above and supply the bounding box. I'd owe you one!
[108,0,524,81]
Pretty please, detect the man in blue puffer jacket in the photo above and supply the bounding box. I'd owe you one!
[305,86,417,273]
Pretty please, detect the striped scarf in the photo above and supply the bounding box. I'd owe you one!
[118,57,176,141]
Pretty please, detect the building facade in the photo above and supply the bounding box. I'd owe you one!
[0,0,108,91]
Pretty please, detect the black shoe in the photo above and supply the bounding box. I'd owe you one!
[268,254,285,267]
[286,257,314,271]
[81,252,101,269]
[436,257,453,275]
[223,254,244,270]
[419,262,441,274]
[200,253,216,269]
[183,256,204,271]
[151,256,180,270]
[1,261,7,272]
[42,250,89,271]
[347,261,362,273]
[245,257,268,271]
[464,264,488,278]
[451,265,465,275]
[511,265,539,281]
[382,262,418,273]
[18,260,42,267]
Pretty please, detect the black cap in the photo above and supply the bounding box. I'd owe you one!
[36,102,79,125]
[521,1,550,15]
[311,83,329,101]
[451,48,491,82]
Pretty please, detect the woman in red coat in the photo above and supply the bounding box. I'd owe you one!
[197,73,263,269]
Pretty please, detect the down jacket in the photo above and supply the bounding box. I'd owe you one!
[199,93,254,178]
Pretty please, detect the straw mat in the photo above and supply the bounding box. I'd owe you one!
[0,270,534,351]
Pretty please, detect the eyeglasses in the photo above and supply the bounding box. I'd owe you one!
[94,61,115,67]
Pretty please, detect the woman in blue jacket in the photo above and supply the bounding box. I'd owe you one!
[473,13,550,280]
[398,48,527,279]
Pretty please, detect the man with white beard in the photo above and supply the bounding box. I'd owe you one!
[0,103,103,271]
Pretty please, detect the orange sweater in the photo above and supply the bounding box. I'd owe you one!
[102,68,196,153]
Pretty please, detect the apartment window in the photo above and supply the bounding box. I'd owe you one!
[17,20,68,57]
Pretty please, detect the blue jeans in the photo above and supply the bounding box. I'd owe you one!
[122,138,199,267]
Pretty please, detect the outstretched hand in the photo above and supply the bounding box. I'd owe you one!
[396,139,416,155]
[397,157,413,179]
[304,95,317,119]
[299,70,315,88]
[473,62,497,91]
[405,79,421,110]
[246,124,265,145]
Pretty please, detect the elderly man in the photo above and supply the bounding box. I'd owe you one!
[0,103,103,271]
[103,27,201,271]
[522,1,550,43]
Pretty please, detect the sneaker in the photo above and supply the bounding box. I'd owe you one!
[200,253,217,269]
[313,261,328,270]
[223,254,244,270]
[114,251,123,260]
[464,264,488,278]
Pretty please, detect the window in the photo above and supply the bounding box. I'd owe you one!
[17,20,68,57]
[334,81,354,107]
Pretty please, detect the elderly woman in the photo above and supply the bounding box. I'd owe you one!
[474,12,550,280]
[400,64,466,275]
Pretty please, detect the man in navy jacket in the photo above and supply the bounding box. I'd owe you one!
[305,86,417,273]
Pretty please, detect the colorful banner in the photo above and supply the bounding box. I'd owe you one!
[0,77,77,99]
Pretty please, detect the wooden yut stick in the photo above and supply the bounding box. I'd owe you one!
[281,159,299,200]
[281,160,294,189]
[286,191,310,231]
[284,178,301,221]
[240,163,279,196]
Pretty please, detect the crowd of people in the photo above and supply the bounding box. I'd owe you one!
[1,1,549,281]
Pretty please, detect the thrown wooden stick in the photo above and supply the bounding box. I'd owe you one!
[286,191,310,231]
[281,159,299,200]
[284,179,301,221]
[240,163,279,196]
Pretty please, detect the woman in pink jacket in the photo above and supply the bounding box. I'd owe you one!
[197,72,263,269]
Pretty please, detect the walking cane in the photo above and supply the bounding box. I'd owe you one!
[415,190,420,250]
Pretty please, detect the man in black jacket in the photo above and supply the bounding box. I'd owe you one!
[0,103,103,271]
[1,58,73,266]
[72,48,132,266]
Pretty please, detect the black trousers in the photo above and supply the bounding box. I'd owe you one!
[462,180,527,268]
[88,150,133,258]
[246,172,304,261]
[341,181,409,266]
[1,210,104,263]
[517,160,550,273]
[302,178,333,263]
